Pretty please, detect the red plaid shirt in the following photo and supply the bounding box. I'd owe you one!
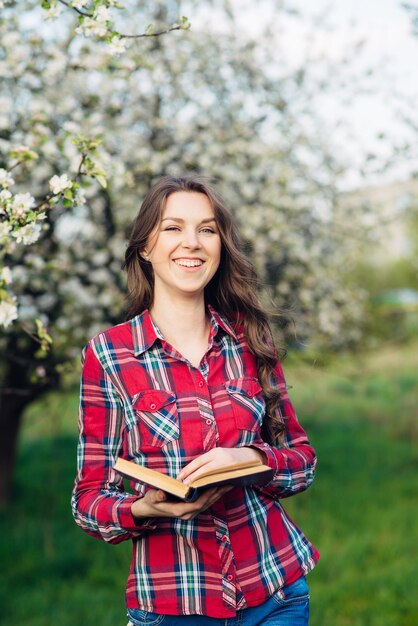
[71,306,319,618]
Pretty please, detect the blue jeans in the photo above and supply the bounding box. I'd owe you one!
[127,575,310,626]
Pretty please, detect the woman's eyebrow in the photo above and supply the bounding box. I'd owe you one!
[161,217,216,224]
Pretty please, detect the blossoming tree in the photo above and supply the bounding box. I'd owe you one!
[0,0,370,502]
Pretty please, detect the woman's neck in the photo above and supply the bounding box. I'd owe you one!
[149,297,209,347]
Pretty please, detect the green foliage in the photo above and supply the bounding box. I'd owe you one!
[352,260,418,295]
[1,342,417,625]
[345,199,418,343]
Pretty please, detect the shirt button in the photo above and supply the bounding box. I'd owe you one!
[198,380,204,388]
[149,403,157,410]
[206,419,212,425]
[222,535,228,543]
[227,574,234,581]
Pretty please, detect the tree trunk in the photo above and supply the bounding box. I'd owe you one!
[0,333,53,505]
[0,389,29,505]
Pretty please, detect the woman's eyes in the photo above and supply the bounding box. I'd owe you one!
[163,226,216,234]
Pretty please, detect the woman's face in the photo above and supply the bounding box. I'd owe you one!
[145,191,222,303]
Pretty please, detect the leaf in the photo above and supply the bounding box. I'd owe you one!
[180,16,191,30]
[96,175,107,188]
[9,148,39,161]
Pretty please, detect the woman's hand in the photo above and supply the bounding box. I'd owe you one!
[177,446,266,485]
[131,485,232,522]
[131,447,265,522]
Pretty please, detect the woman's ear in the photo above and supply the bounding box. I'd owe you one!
[141,250,150,261]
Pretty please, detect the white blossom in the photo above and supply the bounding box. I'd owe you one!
[71,0,88,8]
[25,254,46,271]
[75,17,107,38]
[0,189,12,213]
[11,193,35,218]
[0,299,18,328]
[43,5,63,21]
[0,266,12,285]
[0,169,14,188]
[1,32,19,48]
[35,366,47,378]
[92,250,109,265]
[49,174,73,194]
[94,6,111,23]
[0,222,12,238]
[74,187,86,207]
[32,123,50,137]
[62,121,80,134]
[0,114,9,130]
[12,222,42,245]
[108,36,126,56]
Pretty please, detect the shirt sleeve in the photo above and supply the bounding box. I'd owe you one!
[250,359,317,499]
[71,342,157,543]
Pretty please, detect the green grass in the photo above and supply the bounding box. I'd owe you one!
[285,341,418,625]
[1,342,417,625]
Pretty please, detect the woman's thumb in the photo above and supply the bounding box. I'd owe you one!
[156,489,167,502]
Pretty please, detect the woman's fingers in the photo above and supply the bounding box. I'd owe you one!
[177,450,215,483]
[178,448,238,484]
[178,486,233,520]
[178,447,265,484]
[142,485,232,520]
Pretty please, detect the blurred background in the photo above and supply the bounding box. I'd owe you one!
[0,1,417,624]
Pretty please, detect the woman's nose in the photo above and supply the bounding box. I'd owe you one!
[181,230,201,248]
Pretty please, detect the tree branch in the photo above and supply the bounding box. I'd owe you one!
[56,0,188,39]
[9,160,26,172]
[76,153,87,178]
[120,25,185,39]
[19,323,45,345]
[57,0,91,18]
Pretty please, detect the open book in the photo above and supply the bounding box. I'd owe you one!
[114,457,274,502]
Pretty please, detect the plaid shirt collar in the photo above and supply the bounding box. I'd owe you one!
[130,304,238,356]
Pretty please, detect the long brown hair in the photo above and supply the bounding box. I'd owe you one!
[123,175,285,442]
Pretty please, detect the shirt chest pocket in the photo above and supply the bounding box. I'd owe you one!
[225,377,266,433]
[132,390,179,450]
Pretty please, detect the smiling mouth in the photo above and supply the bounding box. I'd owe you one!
[173,259,204,267]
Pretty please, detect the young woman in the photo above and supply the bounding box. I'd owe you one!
[72,175,319,626]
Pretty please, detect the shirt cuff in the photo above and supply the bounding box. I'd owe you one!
[249,442,280,474]
[117,496,158,533]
